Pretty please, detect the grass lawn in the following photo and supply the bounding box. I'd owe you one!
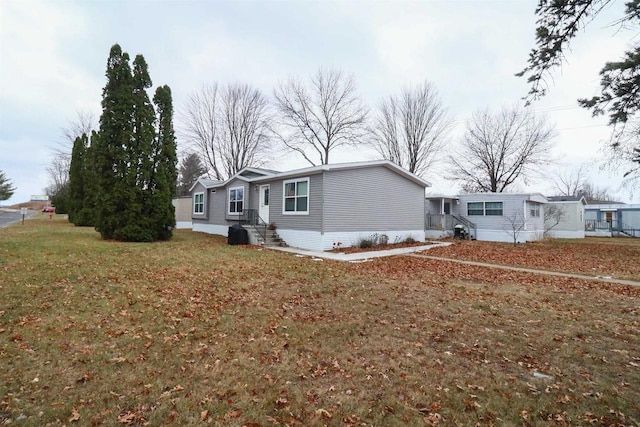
[426,237,640,281]
[1,217,639,426]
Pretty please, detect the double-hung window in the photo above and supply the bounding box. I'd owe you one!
[467,201,503,216]
[485,202,503,216]
[283,178,309,214]
[228,187,244,214]
[467,202,484,216]
[529,203,540,218]
[193,192,204,214]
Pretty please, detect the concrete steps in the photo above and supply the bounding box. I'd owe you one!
[245,225,288,247]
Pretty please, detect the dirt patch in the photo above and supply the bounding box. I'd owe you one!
[329,240,429,254]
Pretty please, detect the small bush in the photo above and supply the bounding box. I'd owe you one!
[404,236,417,244]
[358,239,373,249]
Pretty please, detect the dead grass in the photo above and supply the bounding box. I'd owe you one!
[425,237,640,281]
[1,217,638,426]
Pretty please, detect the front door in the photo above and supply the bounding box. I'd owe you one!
[259,184,270,224]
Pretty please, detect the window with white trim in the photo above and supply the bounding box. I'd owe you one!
[228,186,244,214]
[467,202,484,216]
[485,202,503,216]
[529,203,540,218]
[193,192,204,214]
[283,178,309,214]
[467,201,503,216]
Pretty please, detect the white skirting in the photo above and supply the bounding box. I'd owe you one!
[175,221,192,229]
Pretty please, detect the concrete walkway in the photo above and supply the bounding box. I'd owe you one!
[407,253,640,287]
[268,241,451,262]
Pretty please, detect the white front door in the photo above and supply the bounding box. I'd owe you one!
[259,184,270,224]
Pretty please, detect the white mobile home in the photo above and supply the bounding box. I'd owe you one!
[425,193,547,243]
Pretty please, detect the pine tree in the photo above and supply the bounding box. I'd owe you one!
[94,44,135,239]
[92,44,177,241]
[68,134,87,224]
[177,153,207,196]
[0,170,16,202]
[150,85,178,240]
[111,54,157,242]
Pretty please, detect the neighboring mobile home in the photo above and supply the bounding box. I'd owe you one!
[584,203,640,237]
[425,193,547,243]
[172,196,193,229]
[544,195,586,239]
[190,160,430,251]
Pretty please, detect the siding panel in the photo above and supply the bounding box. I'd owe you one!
[323,166,425,232]
[261,173,323,231]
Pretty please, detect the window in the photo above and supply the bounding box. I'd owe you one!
[193,192,204,214]
[283,178,309,214]
[228,187,244,214]
[467,202,484,216]
[529,203,540,218]
[467,201,503,216]
[485,202,503,216]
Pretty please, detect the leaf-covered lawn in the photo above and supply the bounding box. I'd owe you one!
[425,238,640,281]
[1,218,639,426]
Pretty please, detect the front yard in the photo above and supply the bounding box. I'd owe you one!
[1,217,638,426]
[425,237,640,281]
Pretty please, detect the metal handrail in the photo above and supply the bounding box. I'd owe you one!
[242,209,268,243]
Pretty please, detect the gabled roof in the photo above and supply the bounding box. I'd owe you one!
[189,160,431,192]
[252,160,431,187]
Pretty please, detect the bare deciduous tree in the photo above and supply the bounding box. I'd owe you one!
[544,204,565,236]
[272,67,368,165]
[46,110,96,195]
[371,81,452,177]
[550,164,588,197]
[181,84,222,180]
[181,83,272,180]
[450,105,555,193]
[503,211,527,245]
[218,83,272,178]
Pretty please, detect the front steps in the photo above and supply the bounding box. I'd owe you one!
[245,225,288,247]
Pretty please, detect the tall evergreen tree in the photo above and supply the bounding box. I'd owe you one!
[68,132,96,226]
[94,44,135,239]
[92,44,177,241]
[150,85,178,240]
[68,134,87,224]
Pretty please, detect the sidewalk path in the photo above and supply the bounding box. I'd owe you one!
[268,241,451,262]
[407,253,640,287]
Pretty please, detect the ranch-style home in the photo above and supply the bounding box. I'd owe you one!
[189,160,430,251]
[425,193,547,243]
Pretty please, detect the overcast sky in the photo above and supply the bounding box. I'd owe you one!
[1,0,636,204]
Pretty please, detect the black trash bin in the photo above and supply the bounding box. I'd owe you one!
[228,224,249,245]
[454,224,465,239]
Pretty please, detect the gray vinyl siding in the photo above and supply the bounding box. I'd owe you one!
[323,166,425,232]
[223,178,249,221]
[261,173,323,231]
[191,182,208,223]
[456,194,545,232]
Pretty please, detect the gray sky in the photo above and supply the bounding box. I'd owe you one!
[1,0,636,204]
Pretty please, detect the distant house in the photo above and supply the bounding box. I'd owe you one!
[545,195,587,239]
[190,160,430,251]
[584,203,640,237]
[172,196,193,229]
[425,193,547,243]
